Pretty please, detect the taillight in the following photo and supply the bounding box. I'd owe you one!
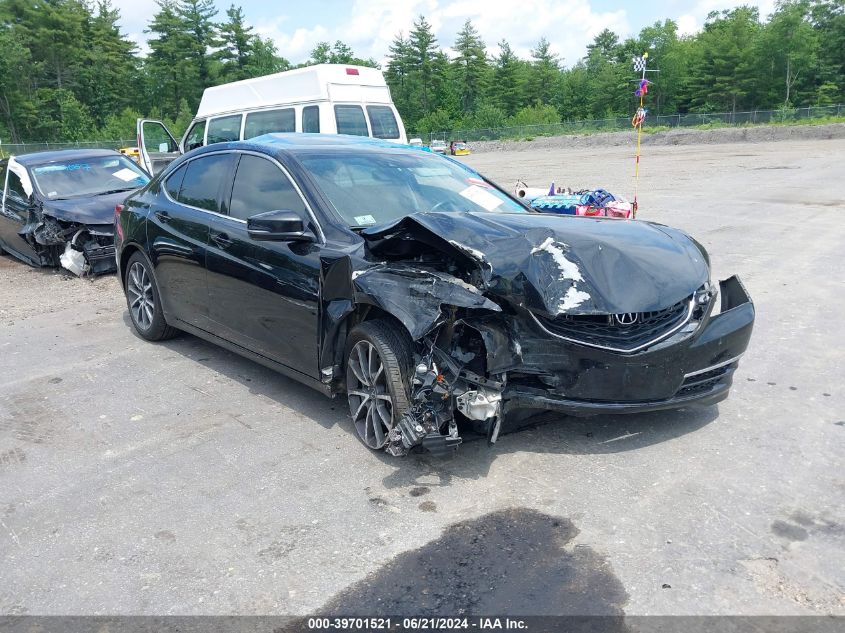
[114,204,124,241]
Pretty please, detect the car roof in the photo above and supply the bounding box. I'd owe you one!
[13,148,120,167]
[177,134,481,180]
[243,133,414,152]
[186,134,427,162]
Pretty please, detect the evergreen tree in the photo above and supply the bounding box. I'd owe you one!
[216,4,254,82]
[452,19,488,114]
[760,1,820,106]
[177,0,218,91]
[528,37,560,105]
[385,32,414,119]
[248,37,290,76]
[146,0,195,119]
[491,40,524,116]
[79,1,139,128]
[408,15,439,116]
[686,8,763,112]
[0,0,842,142]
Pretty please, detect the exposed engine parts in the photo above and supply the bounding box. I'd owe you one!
[27,216,115,277]
[385,326,505,457]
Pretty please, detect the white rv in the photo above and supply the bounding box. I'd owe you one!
[137,64,408,174]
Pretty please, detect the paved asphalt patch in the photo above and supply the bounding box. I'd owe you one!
[0,138,843,617]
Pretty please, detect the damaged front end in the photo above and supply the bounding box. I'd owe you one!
[387,327,507,457]
[341,211,754,457]
[349,263,505,456]
[23,211,116,276]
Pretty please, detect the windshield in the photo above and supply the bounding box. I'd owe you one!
[299,151,528,227]
[30,155,149,199]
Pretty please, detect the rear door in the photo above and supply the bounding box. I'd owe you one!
[146,153,235,328]
[205,152,322,377]
[137,119,182,175]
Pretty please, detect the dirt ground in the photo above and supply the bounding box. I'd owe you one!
[0,136,843,618]
[470,121,845,153]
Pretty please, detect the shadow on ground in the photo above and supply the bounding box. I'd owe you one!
[299,508,627,627]
[139,316,720,482]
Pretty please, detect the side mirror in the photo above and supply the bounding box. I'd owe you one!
[247,209,315,242]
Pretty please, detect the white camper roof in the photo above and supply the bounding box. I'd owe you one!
[196,64,393,119]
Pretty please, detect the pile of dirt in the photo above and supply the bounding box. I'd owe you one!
[468,122,845,153]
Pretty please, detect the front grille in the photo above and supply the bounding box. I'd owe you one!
[533,295,693,352]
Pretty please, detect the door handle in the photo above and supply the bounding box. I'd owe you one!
[211,232,233,249]
[154,210,171,223]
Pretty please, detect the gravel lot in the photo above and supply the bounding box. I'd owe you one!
[0,137,843,617]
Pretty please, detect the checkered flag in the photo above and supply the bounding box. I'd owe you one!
[633,56,647,72]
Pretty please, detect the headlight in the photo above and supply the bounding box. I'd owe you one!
[695,281,718,317]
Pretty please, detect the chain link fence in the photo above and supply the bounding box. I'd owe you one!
[0,139,134,159]
[427,104,844,143]
[2,104,843,150]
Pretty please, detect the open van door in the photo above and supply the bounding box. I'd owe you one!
[137,119,182,175]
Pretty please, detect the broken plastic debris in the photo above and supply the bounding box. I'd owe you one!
[59,242,88,277]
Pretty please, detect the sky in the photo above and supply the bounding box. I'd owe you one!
[114,0,777,66]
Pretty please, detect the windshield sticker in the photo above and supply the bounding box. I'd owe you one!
[459,185,503,211]
[112,168,140,182]
[354,214,377,226]
[34,163,91,174]
[467,177,491,188]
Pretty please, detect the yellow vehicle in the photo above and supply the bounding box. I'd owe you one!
[449,140,470,156]
[118,146,141,165]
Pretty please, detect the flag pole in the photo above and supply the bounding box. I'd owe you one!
[632,51,649,218]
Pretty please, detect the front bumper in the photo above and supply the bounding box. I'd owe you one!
[501,275,755,417]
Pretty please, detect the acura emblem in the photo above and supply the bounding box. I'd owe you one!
[615,312,639,325]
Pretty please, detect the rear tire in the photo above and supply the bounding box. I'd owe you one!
[345,320,413,450]
[125,252,178,341]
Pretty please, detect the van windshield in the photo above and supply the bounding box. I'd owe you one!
[299,151,528,228]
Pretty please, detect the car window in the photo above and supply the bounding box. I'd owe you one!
[334,105,368,136]
[299,151,528,227]
[366,106,400,139]
[142,121,178,154]
[228,155,307,222]
[176,154,231,212]
[302,106,320,133]
[164,163,187,200]
[184,120,206,151]
[207,115,242,145]
[6,170,28,202]
[244,109,295,139]
[30,156,149,199]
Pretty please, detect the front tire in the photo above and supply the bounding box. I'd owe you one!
[345,320,413,450]
[124,252,177,341]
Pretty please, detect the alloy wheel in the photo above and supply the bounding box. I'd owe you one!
[127,261,155,331]
[347,340,394,448]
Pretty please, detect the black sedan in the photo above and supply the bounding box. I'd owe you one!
[115,134,754,456]
[0,149,149,275]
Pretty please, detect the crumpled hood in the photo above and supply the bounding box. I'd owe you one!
[41,190,129,226]
[362,211,709,316]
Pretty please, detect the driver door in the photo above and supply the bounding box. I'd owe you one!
[137,119,182,176]
[205,153,322,377]
[0,163,39,264]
